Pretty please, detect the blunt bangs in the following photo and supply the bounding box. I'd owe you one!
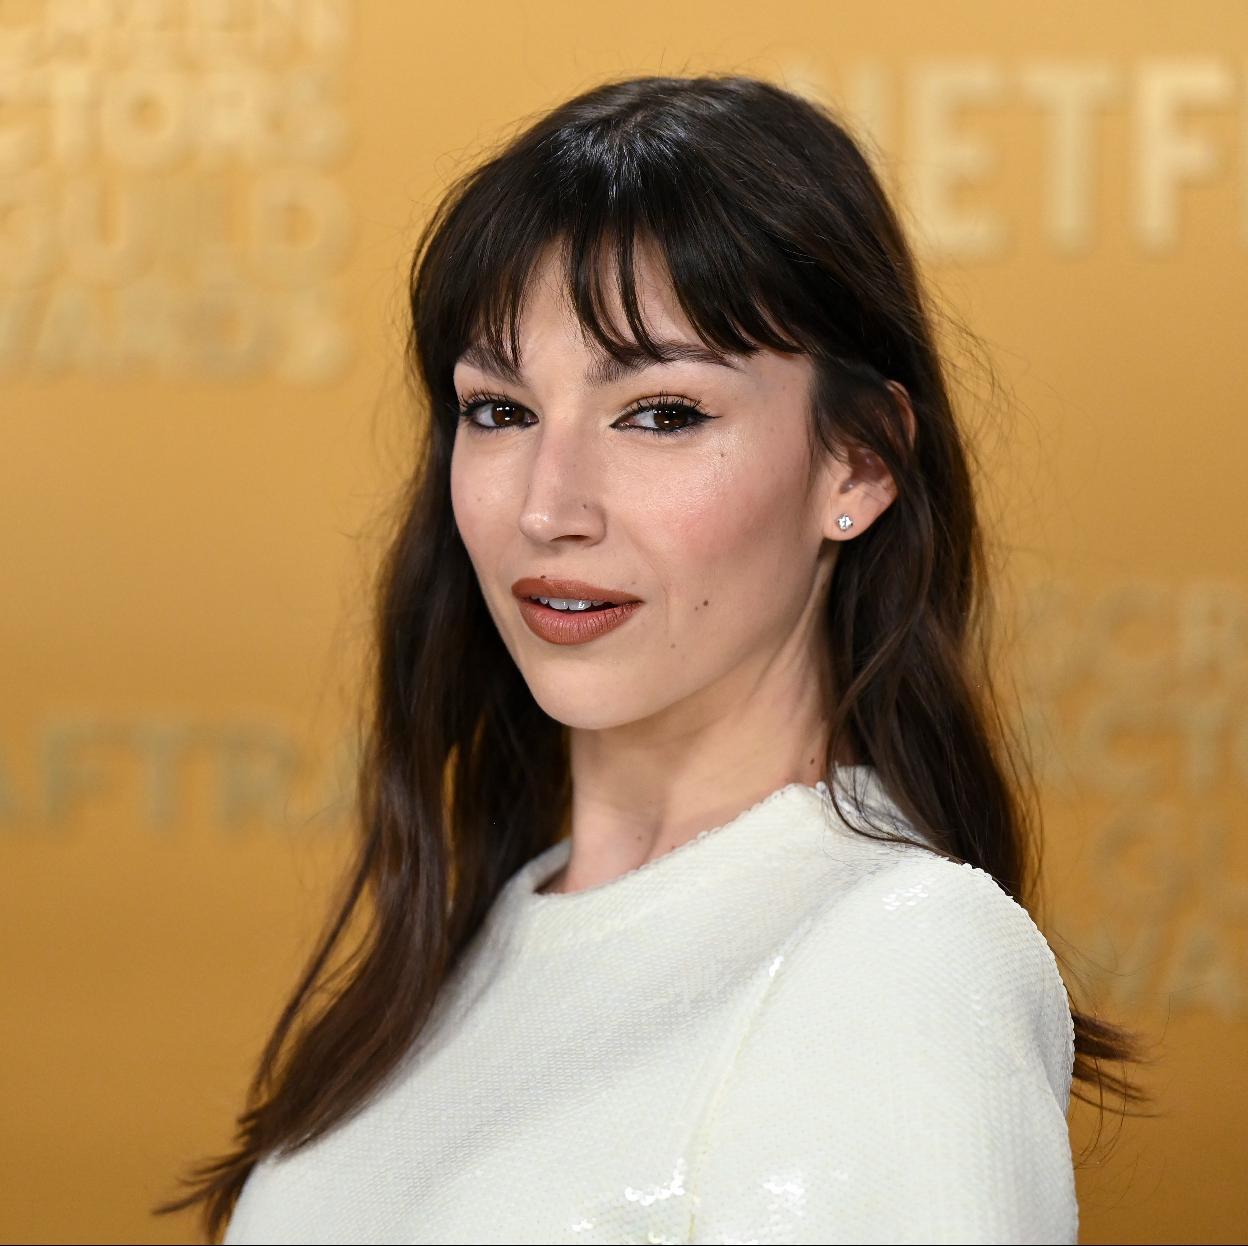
[412,87,874,415]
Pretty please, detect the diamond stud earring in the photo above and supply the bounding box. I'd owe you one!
[836,513,854,531]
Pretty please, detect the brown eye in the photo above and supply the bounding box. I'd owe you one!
[477,402,524,428]
[457,395,531,430]
[636,404,697,432]
[615,398,715,437]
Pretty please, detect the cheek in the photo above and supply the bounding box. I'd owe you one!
[638,437,811,590]
[450,439,506,557]
[449,442,472,541]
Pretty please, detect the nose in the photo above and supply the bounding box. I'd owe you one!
[517,417,606,546]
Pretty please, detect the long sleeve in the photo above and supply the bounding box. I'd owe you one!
[687,854,1078,1246]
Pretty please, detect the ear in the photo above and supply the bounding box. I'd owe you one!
[819,380,916,541]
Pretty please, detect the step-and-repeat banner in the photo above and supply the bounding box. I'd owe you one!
[2,2,1245,1242]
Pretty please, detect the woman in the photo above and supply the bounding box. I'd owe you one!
[164,73,1147,1244]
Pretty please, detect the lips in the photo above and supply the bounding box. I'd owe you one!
[510,577,640,606]
[514,597,643,645]
[509,576,643,646]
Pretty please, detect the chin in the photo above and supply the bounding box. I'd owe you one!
[519,666,665,732]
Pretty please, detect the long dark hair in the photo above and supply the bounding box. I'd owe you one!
[159,73,1152,1242]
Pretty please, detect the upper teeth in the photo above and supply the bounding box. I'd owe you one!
[536,597,608,611]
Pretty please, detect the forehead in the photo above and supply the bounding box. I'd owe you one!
[451,240,814,401]
[454,336,744,389]
[453,244,747,386]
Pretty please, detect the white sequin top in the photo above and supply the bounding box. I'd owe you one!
[224,766,1078,1245]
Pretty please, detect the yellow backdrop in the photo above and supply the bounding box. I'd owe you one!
[2,1,1245,1242]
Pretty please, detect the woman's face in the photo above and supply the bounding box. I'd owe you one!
[450,243,853,733]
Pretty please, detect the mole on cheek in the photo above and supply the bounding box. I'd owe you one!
[702,599,709,606]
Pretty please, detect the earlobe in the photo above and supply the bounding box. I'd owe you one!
[826,480,889,541]
[821,379,912,541]
[823,448,902,541]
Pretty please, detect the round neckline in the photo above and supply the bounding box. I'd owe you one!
[528,776,851,901]
[498,763,894,919]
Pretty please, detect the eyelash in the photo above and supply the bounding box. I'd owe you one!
[454,389,716,438]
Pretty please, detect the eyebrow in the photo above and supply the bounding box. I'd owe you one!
[455,338,742,387]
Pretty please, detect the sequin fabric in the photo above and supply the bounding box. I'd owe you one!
[224,766,1077,1245]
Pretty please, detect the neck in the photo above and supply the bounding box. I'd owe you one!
[550,654,851,897]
